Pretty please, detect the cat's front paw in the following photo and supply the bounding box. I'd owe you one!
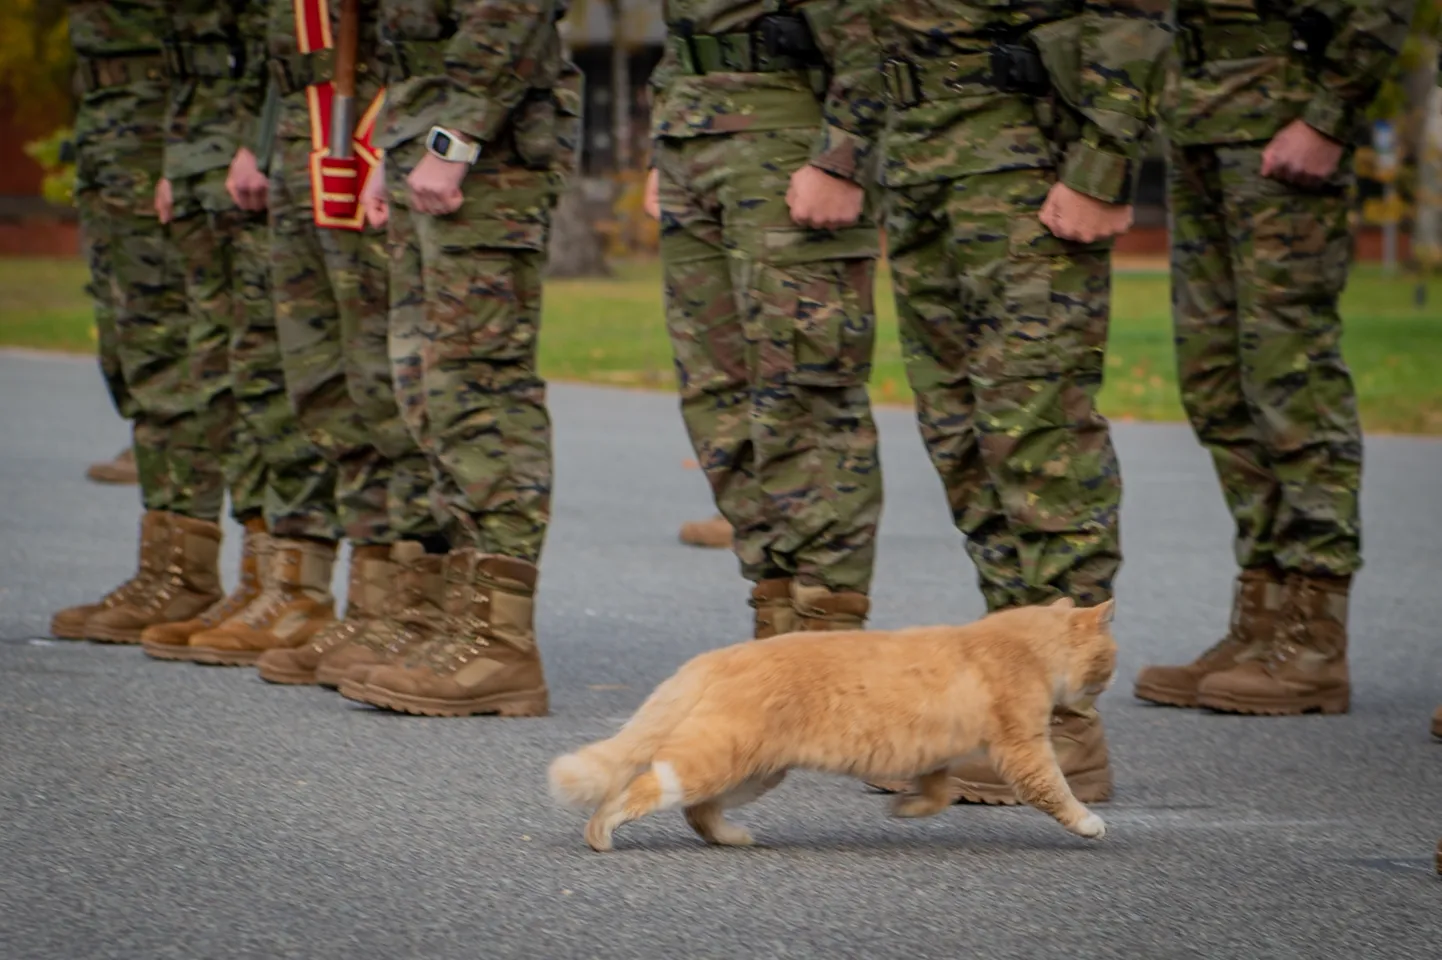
[1071,812,1106,840]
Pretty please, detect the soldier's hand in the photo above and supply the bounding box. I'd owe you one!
[787,165,864,231]
[1261,119,1344,188]
[1039,183,1133,244]
[154,179,174,225]
[644,168,661,221]
[226,148,269,212]
[407,153,467,217]
[362,161,389,229]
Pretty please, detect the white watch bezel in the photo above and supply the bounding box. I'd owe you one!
[426,126,480,165]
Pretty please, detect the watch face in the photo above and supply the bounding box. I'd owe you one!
[432,131,453,155]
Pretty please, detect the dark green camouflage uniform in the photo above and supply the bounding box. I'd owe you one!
[378,0,577,562]
[70,1,218,520]
[1166,0,1413,578]
[650,0,885,594]
[166,0,342,538]
[864,0,1171,610]
[265,0,439,546]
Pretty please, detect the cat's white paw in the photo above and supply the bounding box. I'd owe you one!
[1073,812,1106,840]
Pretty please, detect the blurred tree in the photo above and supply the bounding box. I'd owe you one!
[0,0,73,123]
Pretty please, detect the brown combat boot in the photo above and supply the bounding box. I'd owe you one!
[679,514,733,549]
[180,538,337,665]
[50,510,169,639]
[1196,572,1351,715]
[340,548,547,717]
[85,513,224,644]
[314,542,448,689]
[255,543,396,685]
[86,446,139,485]
[751,578,798,639]
[141,517,271,660]
[1134,566,1284,707]
[792,582,870,631]
[1432,705,1441,741]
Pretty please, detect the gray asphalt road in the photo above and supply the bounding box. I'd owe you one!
[1,349,1439,960]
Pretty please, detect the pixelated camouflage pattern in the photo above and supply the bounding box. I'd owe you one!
[163,1,270,181]
[885,168,1121,611]
[376,0,578,162]
[648,1,888,184]
[384,138,563,561]
[70,1,213,517]
[1166,0,1415,147]
[860,0,1172,203]
[269,137,440,546]
[656,128,882,593]
[1170,144,1362,577]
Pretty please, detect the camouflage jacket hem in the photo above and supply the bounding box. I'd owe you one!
[1060,141,1135,205]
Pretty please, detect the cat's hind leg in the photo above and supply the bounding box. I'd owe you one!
[988,733,1105,839]
[684,770,787,846]
[584,753,749,852]
[889,767,952,819]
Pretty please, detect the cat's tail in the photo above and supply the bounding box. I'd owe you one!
[548,666,700,809]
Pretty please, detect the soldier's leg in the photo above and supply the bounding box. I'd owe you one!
[1194,146,1360,716]
[885,178,1019,613]
[657,136,775,593]
[1134,144,1285,708]
[76,185,139,485]
[720,128,882,623]
[347,158,555,717]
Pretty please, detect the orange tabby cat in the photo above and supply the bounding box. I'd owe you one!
[549,597,1117,851]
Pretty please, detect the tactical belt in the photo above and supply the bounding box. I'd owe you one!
[882,45,1049,110]
[268,48,386,95]
[76,53,168,93]
[162,40,245,81]
[671,29,816,75]
[1176,19,1296,65]
[383,38,447,79]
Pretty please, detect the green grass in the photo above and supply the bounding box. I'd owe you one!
[4,256,1441,434]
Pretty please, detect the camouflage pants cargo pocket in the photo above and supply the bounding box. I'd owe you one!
[1170,143,1362,576]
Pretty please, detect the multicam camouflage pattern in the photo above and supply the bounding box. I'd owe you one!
[1166,0,1415,146]
[1170,144,1363,577]
[377,0,576,561]
[885,169,1121,610]
[269,137,439,546]
[656,130,883,593]
[649,1,885,592]
[384,142,561,561]
[70,0,217,518]
[863,0,1173,203]
[863,0,1172,609]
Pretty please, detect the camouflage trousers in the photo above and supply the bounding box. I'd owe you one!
[1170,143,1363,577]
[269,137,438,546]
[884,168,1122,612]
[384,144,558,562]
[169,169,340,538]
[657,130,883,594]
[75,91,211,518]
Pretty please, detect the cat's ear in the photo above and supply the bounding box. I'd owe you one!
[1090,599,1116,626]
[1048,597,1075,609]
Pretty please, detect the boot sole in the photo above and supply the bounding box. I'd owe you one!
[1132,680,1199,709]
[86,626,143,645]
[256,663,318,685]
[313,663,359,689]
[1197,690,1350,715]
[950,767,1114,806]
[141,640,204,661]
[178,645,264,666]
[337,680,549,718]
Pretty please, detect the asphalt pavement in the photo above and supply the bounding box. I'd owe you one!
[1,348,1439,960]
